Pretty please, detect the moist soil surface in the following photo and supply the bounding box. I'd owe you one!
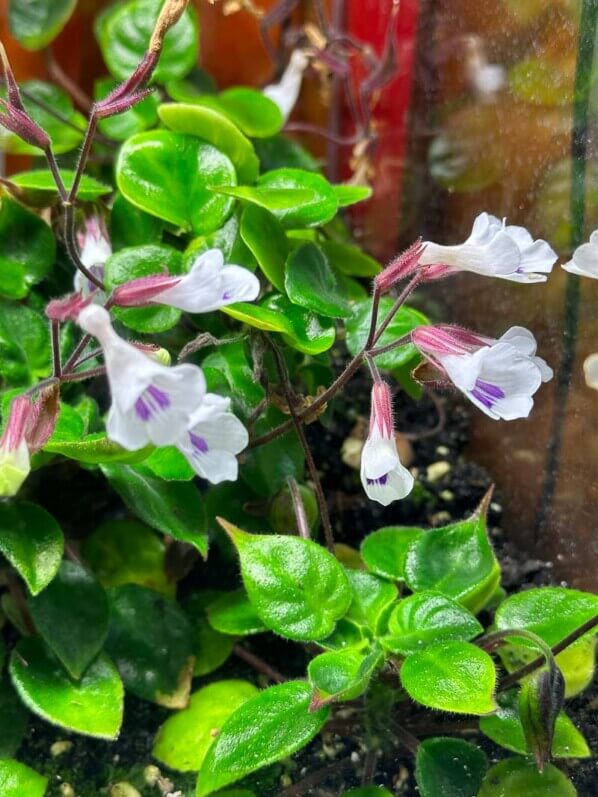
[16,386,598,796]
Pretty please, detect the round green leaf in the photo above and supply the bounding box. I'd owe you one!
[400,640,497,715]
[158,103,259,183]
[0,502,63,596]
[320,240,381,277]
[346,297,427,369]
[404,503,500,614]
[95,0,198,82]
[9,169,111,201]
[96,77,160,141]
[494,587,598,647]
[224,523,352,641]
[415,737,487,797]
[28,561,109,679]
[196,681,329,796]
[254,135,320,173]
[0,678,28,757]
[285,243,352,318]
[111,192,164,251]
[206,590,266,636]
[480,690,590,759]
[0,81,84,154]
[360,526,423,581]
[184,591,236,676]
[478,759,577,797]
[240,204,288,292]
[383,591,483,656]
[197,88,283,138]
[344,569,397,632]
[255,168,338,228]
[116,130,236,234]
[262,294,336,355]
[0,758,47,797]
[105,243,183,333]
[10,638,123,739]
[0,302,50,385]
[104,584,194,708]
[153,680,259,771]
[308,646,383,705]
[82,519,171,596]
[9,0,76,49]
[0,196,55,299]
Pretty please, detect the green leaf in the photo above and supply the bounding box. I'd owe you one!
[110,192,164,251]
[198,88,283,138]
[95,0,198,82]
[184,213,254,267]
[263,294,336,355]
[346,297,427,369]
[254,135,320,172]
[0,301,50,386]
[143,446,195,481]
[255,168,339,228]
[319,618,368,652]
[224,522,352,641]
[82,519,172,596]
[404,498,500,614]
[196,681,329,796]
[320,240,381,277]
[0,678,28,757]
[478,759,577,797]
[308,646,383,706]
[240,407,304,497]
[43,433,152,465]
[360,526,423,581]
[102,464,208,556]
[213,185,315,212]
[104,584,194,708]
[105,243,183,333]
[400,640,497,715]
[480,690,590,759]
[382,591,483,656]
[207,589,267,636]
[96,77,160,141]
[494,587,598,647]
[344,569,397,632]
[202,341,265,419]
[333,184,373,207]
[28,561,109,679]
[154,680,259,771]
[8,0,75,49]
[0,81,84,155]
[415,737,487,797]
[165,67,217,102]
[184,591,237,676]
[0,502,63,595]
[9,170,111,201]
[0,759,47,797]
[240,205,288,292]
[0,195,55,299]
[158,103,259,184]
[341,790,393,797]
[116,131,236,235]
[10,638,123,739]
[285,243,351,318]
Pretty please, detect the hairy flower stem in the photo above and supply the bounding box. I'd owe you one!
[372,273,422,346]
[287,475,311,539]
[51,321,61,378]
[232,644,286,683]
[478,629,557,672]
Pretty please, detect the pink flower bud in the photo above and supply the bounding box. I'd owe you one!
[112,272,180,308]
[0,395,34,454]
[27,386,60,452]
[0,101,50,150]
[46,292,92,322]
[375,239,425,293]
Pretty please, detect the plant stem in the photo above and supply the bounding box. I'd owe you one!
[287,476,311,539]
[61,366,107,383]
[372,273,421,346]
[232,644,286,683]
[62,333,93,373]
[365,287,381,349]
[478,628,557,672]
[534,0,598,541]
[276,757,355,797]
[51,321,61,378]
[368,332,412,359]
[67,115,98,203]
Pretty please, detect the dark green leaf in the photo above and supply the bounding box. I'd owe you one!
[346,297,427,369]
[10,637,123,738]
[196,681,329,796]
[104,584,194,707]
[320,240,381,277]
[116,130,236,234]
[153,680,259,771]
[158,103,259,183]
[96,77,160,141]
[110,192,164,251]
[240,204,288,292]
[263,294,336,355]
[206,589,267,636]
[0,502,63,595]
[344,569,397,632]
[415,737,487,797]
[223,522,351,641]
[105,243,183,333]
[0,301,50,386]
[184,591,237,676]
[101,464,208,556]
[0,677,28,757]
[319,618,368,652]
[341,789,393,797]
[9,170,111,201]
[9,0,76,49]
[95,0,198,82]
[0,759,47,797]
[240,407,304,496]
[254,135,320,172]
[400,640,497,715]
[0,195,55,299]
[255,168,338,228]
[360,526,423,581]
[382,591,483,656]
[29,561,109,679]
[184,213,254,268]
[478,759,577,797]
[202,341,265,419]
[285,243,351,318]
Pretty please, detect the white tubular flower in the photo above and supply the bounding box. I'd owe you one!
[263,50,309,123]
[360,381,414,506]
[78,305,205,450]
[176,394,248,484]
[563,230,598,278]
[412,325,553,421]
[112,249,260,313]
[419,212,557,283]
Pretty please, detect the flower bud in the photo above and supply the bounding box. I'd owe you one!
[375,239,425,293]
[0,395,34,497]
[519,665,565,772]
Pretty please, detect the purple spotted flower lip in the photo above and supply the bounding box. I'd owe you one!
[411,324,553,421]
[360,381,414,507]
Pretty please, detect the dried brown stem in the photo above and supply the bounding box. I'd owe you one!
[233,644,286,683]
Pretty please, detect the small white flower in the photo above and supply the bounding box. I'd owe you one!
[263,50,309,123]
[78,305,205,450]
[419,212,557,283]
[176,394,248,484]
[360,381,414,506]
[562,230,598,278]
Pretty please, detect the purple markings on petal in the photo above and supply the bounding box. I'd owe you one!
[190,432,209,456]
[471,379,505,409]
[222,290,233,301]
[367,474,389,486]
[135,397,151,420]
[147,385,170,409]
[135,385,171,421]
